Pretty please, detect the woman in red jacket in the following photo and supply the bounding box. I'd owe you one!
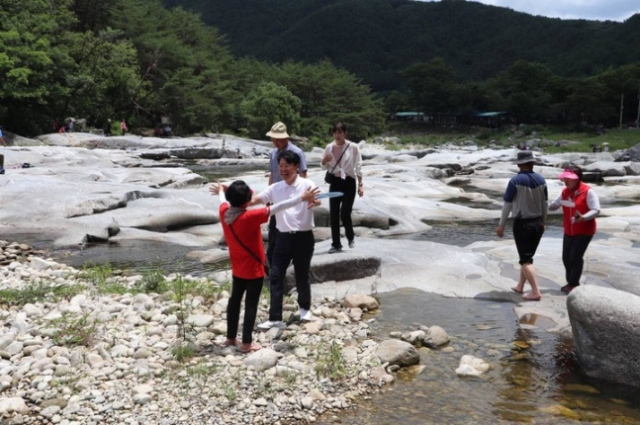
[548,166,601,293]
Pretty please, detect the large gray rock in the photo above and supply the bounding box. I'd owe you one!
[375,340,420,367]
[243,348,281,372]
[582,161,626,177]
[285,255,381,291]
[616,142,640,162]
[567,286,640,387]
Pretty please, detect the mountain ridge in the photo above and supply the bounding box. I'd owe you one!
[161,0,640,91]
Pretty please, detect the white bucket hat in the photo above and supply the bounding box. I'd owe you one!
[266,122,289,138]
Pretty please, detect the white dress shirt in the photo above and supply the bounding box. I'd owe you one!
[258,176,317,232]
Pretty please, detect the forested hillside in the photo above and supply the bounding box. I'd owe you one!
[3,0,640,139]
[161,0,640,91]
[0,0,384,138]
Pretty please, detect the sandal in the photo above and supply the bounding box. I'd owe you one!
[239,342,262,354]
[223,338,238,347]
[511,287,524,294]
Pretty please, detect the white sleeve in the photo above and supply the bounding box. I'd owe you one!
[219,190,228,205]
[582,189,601,220]
[548,194,562,211]
[258,186,273,205]
[269,196,301,216]
[323,143,336,170]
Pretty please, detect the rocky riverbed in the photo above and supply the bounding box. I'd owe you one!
[2,132,640,423]
[0,240,460,425]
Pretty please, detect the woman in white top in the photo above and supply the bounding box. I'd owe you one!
[321,122,364,253]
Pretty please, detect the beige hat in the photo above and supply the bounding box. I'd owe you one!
[266,122,289,138]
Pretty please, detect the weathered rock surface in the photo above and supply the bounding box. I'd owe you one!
[567,286,640,388]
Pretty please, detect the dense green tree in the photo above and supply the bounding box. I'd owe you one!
[0,0,78,133]
[487,61,559,123]
[274,60,385,141]
[110,0,237,133]
[402,58,469,116]
[240,82,302,139]
[563,79,616,124]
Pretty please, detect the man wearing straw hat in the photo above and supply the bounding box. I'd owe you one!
[496,150,548,301]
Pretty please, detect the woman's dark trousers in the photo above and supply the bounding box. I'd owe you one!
[227,276,263,344]
[562,234,593,287]
[329,176,357,248]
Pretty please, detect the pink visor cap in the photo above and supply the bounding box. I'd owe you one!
[558,170,579,180]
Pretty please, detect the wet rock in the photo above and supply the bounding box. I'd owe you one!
[455,355,490,376]
[424,326,450,348]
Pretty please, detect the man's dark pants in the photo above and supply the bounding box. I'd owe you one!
[268,231,315,321]
[513,217,544,264]
[267,215,277,268]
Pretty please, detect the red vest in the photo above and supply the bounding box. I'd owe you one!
[561,182,596,236]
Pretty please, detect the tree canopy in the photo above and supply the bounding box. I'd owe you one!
[0,0,385,139]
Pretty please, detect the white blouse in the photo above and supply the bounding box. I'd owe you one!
[322,140,363,181]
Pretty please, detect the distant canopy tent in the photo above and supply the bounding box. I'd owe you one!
[474,111,508,128]
[393,112,426,121]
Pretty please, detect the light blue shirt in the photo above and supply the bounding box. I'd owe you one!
[269,142,307,184]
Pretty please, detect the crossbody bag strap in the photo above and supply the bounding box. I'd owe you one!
[228,219,264,268]
[329,142,350,174]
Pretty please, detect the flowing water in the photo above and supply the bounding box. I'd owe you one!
[316,289,640,424]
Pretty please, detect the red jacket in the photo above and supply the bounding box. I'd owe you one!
[561,181,596,236]
[220,203,269,279]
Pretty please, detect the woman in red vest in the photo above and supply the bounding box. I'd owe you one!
[548,166,600,293]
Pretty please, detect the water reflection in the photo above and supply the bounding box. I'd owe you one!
[59,240,229,276]
[317,290,640,425]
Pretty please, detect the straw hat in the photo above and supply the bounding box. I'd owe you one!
[266,122,289,138]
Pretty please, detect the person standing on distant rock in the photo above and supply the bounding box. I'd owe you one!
[104,119,112,137]
[265,121,308,272]
[0,125,7,174]
[120,119,128,136]
[210,179,319,352]
[497,150,548,301]
[321,122,364,253]
[548,166,600,294]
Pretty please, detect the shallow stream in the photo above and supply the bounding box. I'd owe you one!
[317,289,640,424]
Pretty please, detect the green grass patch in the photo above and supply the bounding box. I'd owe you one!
[315,341,349,381]
[51,314,99,347]
[0,282,85,306]
[172,343,195,362]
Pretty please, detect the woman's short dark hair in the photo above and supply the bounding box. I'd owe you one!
[226,180,252,207]
[332,122,347,134]
[567,165,584,181]
[277,150,300,166]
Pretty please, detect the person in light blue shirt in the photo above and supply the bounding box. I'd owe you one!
[265,122,308,270]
